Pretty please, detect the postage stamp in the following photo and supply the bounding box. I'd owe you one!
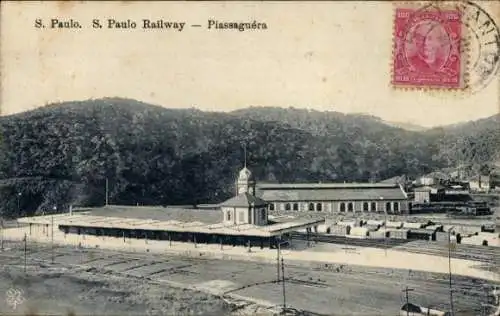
[392,4,464,89]
[392,1,500,93]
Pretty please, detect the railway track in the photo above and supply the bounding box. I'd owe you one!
[2,241,497,316]
[291,233,500,264]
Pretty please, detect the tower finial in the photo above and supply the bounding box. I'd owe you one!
[244,143,247,168]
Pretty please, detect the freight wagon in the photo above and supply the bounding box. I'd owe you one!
[388,229,409,239]
[326,225,350,236]
[347,227,369,239]
[407,229,436,241]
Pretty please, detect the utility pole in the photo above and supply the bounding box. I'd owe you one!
[448,227,455,316]
[402,287,414,316]
[0,217,4,252]
[105,177,109,206]
[281,256,286,311]
[17,192,22,217]
[276,241,281,282]
[24,233,27,273]
[276,240,288,282]
[384,210,388,257]
[51,215,54,264]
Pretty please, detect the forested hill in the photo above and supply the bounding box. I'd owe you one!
[231,107,500,171]
[422,114,500,171]
[0,98,498,218]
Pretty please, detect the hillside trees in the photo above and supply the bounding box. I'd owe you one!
[0,99,498,218]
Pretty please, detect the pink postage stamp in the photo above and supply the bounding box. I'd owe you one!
[392,6,463,89]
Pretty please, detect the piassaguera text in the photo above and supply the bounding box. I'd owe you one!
[35,18,269,32]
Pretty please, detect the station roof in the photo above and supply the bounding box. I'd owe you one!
[86,205,222,224]
[255,183,407,202]
[17,205,324,237]
[219,192,268,208]
[256,182,401,189]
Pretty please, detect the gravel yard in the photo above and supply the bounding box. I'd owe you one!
[1,241,498,316]
[0,265,231,316]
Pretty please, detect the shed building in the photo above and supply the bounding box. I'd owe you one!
[256,183,409,214]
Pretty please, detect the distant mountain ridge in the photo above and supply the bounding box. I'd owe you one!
[381,120,428,132]
[0,98,498,218]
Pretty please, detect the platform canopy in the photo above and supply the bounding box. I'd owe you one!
[17,211,324,238]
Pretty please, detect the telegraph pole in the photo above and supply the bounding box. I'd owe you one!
[105,177,109,206]
[51,215,54,264]
[449,236,453,315]
[448,227,455,316]
[384,210,388,257]
[24,233,27,273]
[402,287,414,316]
[276,241,281,282]
[0,217,4,252]
[281,256,286,311]
[17,192,22,215]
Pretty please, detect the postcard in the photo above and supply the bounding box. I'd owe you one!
[1,1,499,316]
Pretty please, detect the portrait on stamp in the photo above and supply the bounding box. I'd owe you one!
[393,8,462,88]
[407,21,451,73]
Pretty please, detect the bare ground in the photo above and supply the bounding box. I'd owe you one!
[1,241,498,316]
[0,265,234,316]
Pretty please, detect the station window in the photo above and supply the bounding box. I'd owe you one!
[347,202,354,212]
[371,202,377,212]
[363,202,369,212]
[285,203,291,211]
[227,211,231,221]
[316,203,322,211]
[293,203,299,211]
[386,202,392,212]
[269,203,275,211]
[339,203,346,212]
[393,202,399,213]
[308,203,315,211]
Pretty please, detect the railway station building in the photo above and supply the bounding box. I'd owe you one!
[252,183,409,215]
[16,166,325,249]
[16,165,411,249]
[18,206,322,250]
[233,164,409,214]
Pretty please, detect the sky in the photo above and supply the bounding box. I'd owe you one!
[1,1,499,127]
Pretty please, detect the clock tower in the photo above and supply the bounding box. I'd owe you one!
[236,166,256,195]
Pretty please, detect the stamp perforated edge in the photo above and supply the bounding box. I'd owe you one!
[390,1,472,93]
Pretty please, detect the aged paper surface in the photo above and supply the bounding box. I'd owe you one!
[1,1,499,125]
[0,1,499,316]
